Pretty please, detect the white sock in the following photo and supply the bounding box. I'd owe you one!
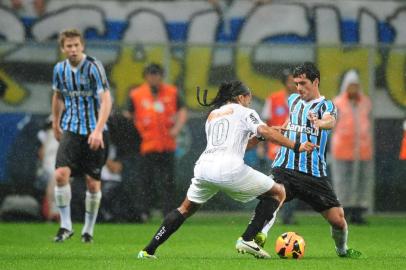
[54,184,72,231]
[82,191,102,236]
[331,227,348,255]
[261,208,279,235]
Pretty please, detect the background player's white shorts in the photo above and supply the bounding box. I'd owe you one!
[186,166,275,204]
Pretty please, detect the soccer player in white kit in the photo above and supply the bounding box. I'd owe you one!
[138,81,316,259]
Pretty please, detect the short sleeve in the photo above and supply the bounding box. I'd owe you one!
[52,64,61,92]
[321,100,337,119]
[288,93,300,108]
[91,61,110,94]
[244,109,266,137]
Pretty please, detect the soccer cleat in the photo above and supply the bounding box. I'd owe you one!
[137,250,157,259]
[254,232,267,248]
[338,248,362,258]
[54,228,74,242]
[236,237,271,259]
[81,233,93,243]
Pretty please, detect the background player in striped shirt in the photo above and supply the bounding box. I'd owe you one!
[51,29,112,243]
[251,62,362,258]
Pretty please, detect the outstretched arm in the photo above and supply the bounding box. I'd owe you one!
[257,125,315,153]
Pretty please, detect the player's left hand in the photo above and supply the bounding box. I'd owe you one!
[299,141,318,153]
[309,112,321,129]
[88,130,104,150]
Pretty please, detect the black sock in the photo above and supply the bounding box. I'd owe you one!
[144,209,186,255]
[241,197,279,241]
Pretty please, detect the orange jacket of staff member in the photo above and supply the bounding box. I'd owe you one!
[331,70,372,160]
[130,82,178,154]
[400,120,406,160]
[263,90,289,160]
[262,69,297,160]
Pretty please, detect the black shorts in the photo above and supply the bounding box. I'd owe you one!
[271,167,341,212]
[55,131,109,180]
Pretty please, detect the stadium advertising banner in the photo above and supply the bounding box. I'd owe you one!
[0,0,405,112]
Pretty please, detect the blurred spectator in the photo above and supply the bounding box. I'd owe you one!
[331,69,373,225]
[0,80,6,99]
[400,120,406,160]
[99,144,123,222]
[127,63,188,218]
[261,68,298,225]
[101,108,145,222]
[244,140,269,174]
[4,0,46,17]
[36,115,59,221]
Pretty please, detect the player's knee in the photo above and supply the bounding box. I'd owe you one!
[177,199,200,218]
[329,209,347,230]
[271,183,286,204]
[54,168,70,185]
[86,176,101,193]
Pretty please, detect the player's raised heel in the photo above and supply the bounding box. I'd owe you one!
[137,250,157,259]
[235,237,271,259]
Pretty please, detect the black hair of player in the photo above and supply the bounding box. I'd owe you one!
[293,62,320,85]
[197,80,250,109]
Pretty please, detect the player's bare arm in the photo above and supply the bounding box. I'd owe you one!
[257,125,316,153]
[88,90,112,150]
[309,112,336,130]
[51,91,65,141]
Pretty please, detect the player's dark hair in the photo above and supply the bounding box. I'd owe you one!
[197,80,250,109]
[293,62,320,85]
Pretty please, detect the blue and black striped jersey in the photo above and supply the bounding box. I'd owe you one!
[52,55,110,135]
[272,93,337,177]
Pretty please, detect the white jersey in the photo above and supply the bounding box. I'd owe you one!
[195,103,265,182]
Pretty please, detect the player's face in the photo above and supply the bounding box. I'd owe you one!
[294,74,319,101]
[61,37,84,66]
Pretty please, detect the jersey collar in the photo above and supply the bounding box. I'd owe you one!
[301,95,325,105]
[68,54,87,72]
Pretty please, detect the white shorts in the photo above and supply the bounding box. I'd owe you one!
[186,166,275,204]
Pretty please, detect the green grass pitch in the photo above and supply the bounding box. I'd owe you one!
[0,213,405,270]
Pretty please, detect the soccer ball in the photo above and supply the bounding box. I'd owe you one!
[275,232,305,259]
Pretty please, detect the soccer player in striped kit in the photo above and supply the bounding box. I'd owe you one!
[252,62,362,258]
[138,80,316,259]
[51,29,112,243]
